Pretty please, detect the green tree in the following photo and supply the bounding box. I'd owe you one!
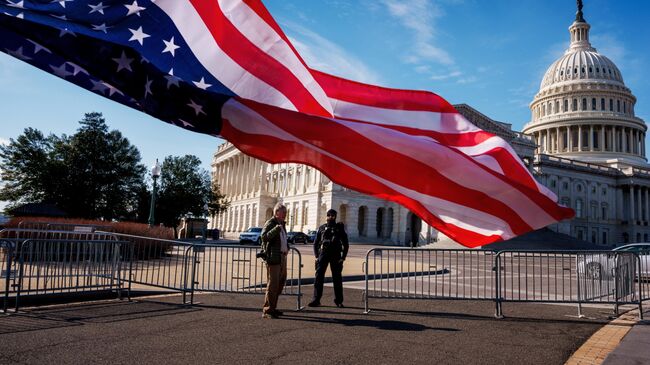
[0,113,147,220]
[208,181,229,218]
[0,128,58,208]
[156,155,211,234]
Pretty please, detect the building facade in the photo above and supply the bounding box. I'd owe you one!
[522,6,648,246]
[210,4,647,247]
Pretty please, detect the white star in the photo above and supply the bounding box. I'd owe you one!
[92,23,111,33]
[162,36,180,57]
[27,39,51,54]
[5,46,31,61]
[51,13,68,20]
[51,0,73,8]
[193,77,212,90]
[112,51,133,72]
[7,1,25,9]
[140,55,149,64]
[88,2,108,14]
[144,77,153,98]
[128,26,150,45]
[103,82,123,97]
[49,63,72,78]
[187,99,206,116]
[90,79,109,94]
[179,119,194,127]
[58,27,77,38]
[165,68,181,89]
[3,10,22,18]
[124,0,146,16]
[66,62,88,76]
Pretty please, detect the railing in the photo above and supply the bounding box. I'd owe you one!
[0,228,118,243]
[364,248,645,319]
[495,251,641,317]
[12,238,128,311]
[363,248,495,313]
[18,221,115,232]
[187,244,303,309]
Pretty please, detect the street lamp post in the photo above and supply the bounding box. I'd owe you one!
[148,159,162,227]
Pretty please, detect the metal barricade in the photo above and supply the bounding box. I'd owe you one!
[363,248,496,313]
[494,251,643,318]
[108,233,193,298]
[13,238,128,311]
[187,244,303,310]
[1,239,16,313]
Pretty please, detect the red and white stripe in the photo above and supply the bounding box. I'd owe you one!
[157,0,574,246]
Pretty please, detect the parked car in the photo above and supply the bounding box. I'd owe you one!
[239,227,262,245]
[287,231,309,244]
[307,230,317,243]
[577,243,650,280]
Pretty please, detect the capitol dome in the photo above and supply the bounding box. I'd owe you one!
[522,3,646,166]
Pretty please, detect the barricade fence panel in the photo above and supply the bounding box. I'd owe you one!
[109,233,193,292]
[188,245,303,309]
[14,239,128,310]
[364,248,497,311]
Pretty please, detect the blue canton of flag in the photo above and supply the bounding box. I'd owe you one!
[0,0,233,135]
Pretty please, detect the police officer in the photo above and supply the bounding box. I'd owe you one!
[308,209,349,308]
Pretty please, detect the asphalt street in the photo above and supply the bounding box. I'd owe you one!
[0,287,614,365]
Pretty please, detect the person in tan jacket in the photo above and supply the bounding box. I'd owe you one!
[260,203,289,318]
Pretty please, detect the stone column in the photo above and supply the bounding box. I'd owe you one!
[630,185,636,223]
[578,125,582,152]
[643,186,650,222]
[556,127,561,152]
[600,125,605,151]
[638,186,643,223]
[567,126,572,151]
[589,125,594,151]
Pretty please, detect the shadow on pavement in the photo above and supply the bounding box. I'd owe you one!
[0,300,199,334]
[279,314,460,332]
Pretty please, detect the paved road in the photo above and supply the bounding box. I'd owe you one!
[0,287,613,365]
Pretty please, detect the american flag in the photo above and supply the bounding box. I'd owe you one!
[0,0,574,246]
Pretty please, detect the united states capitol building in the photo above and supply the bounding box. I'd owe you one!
[209,6,647,247]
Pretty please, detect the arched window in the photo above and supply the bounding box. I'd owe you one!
[555,101,560,114]
[564,99,569,112]
[617,100,621,112]
[609,99,613,111]
[573,99,578,111]
[601,98,605,110]
[357,206,368,237]
[582,98,587,110]
[591,98,596,110]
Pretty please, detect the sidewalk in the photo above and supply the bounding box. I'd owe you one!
[566,307,650,365]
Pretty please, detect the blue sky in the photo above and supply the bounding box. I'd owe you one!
[1,0,649,211]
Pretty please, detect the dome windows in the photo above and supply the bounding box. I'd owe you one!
[601,98,605,110]
[592,98,596,110]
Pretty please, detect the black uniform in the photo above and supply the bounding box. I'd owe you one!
[311,222,349,305]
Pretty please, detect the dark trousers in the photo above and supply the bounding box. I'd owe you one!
[312,253,343,304]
